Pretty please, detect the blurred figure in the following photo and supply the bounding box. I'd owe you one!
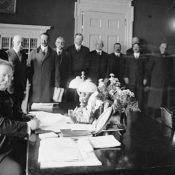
[6,35,28,119]
[67,33,90,78]
[0,60,39,175]
[107,43,126,86]
[89,39,108,84]
[27,33,60,104]
[124,43,149,110]
[147,42,173,117]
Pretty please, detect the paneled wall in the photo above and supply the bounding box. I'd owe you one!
[0,0,175,52]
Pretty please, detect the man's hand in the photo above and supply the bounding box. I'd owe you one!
[124,77,129,84]
[27,118,40,131]
[143,79,147,86]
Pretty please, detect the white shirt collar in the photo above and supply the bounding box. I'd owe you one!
[41,45,48,52]
[96,50,102,55]
[115,52,120,57]
[13,47,20,54]
[75,44,81,50]
[57,48,62,54]
[134,52,140,58]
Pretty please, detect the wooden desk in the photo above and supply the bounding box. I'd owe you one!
[26,112,175,175]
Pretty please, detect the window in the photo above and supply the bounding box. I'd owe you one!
[0,23,51,54]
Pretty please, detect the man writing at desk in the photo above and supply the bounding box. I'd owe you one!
[0,60,39,175]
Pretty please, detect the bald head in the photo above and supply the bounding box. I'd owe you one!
[13,35,24,52]
[132,36,140,45]
[95,39,104,51]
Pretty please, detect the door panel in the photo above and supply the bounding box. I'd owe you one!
[83,11,125,53]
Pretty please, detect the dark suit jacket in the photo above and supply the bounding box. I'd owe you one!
[53,48,71,88]
[67,44,90,78]
[125,53,148,87]
[0,49,8,61]
[107,53,126,85]
[89,50,108,85]
[6,48,28,96]
[0,91,28,163]
[27,46,60,103]
[147,53,173,108]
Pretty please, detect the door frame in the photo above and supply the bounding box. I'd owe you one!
[74,0,134,53]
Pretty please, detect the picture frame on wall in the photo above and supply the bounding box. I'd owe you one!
[0,0,16,14]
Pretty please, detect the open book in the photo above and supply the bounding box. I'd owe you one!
[60,107,113,137]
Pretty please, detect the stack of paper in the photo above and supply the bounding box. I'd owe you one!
[31,103,59,112]
[29,111,73,133]
[38,137,101,168]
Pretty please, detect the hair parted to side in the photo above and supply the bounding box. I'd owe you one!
[75,33,83,38]
[40,32,50,39]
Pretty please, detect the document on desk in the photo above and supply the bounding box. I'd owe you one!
[31,103,59,112]
[38,137,101,168]
[29,111,73,133]
[88,135,121,149]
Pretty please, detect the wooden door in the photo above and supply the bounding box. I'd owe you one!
[83,11,126,53]
[74,0,133,54]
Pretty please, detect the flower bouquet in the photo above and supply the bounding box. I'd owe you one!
[87,75,140,127]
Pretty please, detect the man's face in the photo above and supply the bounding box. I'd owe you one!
[40,34,49,47]
[0,65,13,91]
[95,41,103,51]
[74,35,83,46]
[133,44,140,53]
[55,38,65,50]
[114,44,121,53]
[13,36,23,52]
[159,43,167,54]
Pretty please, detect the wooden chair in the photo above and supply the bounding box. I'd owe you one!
[160,107,175,137]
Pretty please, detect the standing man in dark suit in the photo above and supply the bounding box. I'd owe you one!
[107,42,126,86]
[124,43,148,110]
[27,33,60,104]
[67,33,90,78]
[54,36,71,102]
[147,42,173,116]
[54,36,71,88]
[6,35,28,119]
[89,39,108,85]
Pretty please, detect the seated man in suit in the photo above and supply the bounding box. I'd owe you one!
[0,60,39,175]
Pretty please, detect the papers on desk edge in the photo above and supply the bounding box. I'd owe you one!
[38,137,102,168]
[31,103,59,112]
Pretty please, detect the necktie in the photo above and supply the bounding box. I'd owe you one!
[57,51,61,55]
[17,52,21,61]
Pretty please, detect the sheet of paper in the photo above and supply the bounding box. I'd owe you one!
[38,137,101,168]
[88,135,121,149]
[29,111,73,132]
[39,132,58,139]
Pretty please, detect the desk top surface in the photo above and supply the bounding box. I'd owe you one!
[26,111,175,175]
